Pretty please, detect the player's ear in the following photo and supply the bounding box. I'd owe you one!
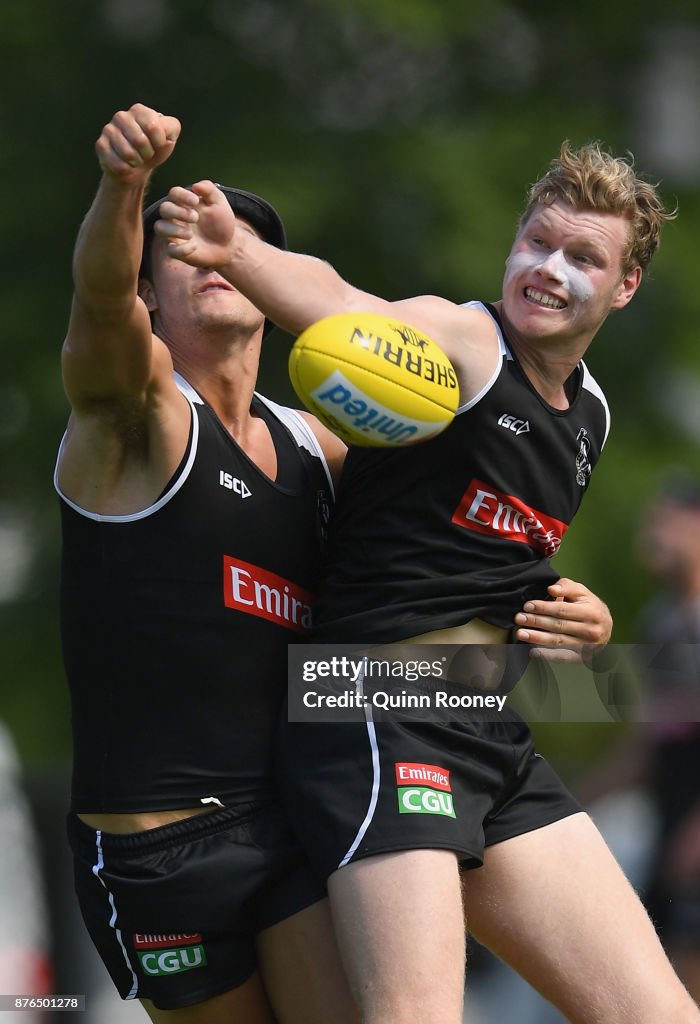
[138,277,158,313]
[611,265,642,310]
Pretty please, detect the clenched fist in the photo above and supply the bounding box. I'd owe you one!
[95,103,181,184]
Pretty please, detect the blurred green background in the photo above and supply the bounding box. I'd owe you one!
[1,0,700,774]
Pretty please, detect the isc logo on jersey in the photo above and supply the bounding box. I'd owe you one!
[395,761,456,818]
[133,933,207,977]
[219,470,252,498]
[288,313,459,447]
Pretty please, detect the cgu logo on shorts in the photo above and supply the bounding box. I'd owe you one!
[133,933,207,977]
[451,478,567,557]
[395,761,456,818]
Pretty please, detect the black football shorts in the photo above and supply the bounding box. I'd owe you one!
[277,702,581,881]
[67,802,326,1010]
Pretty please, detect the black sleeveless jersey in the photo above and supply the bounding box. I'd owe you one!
[313,301,610,643]
[56,375,333,812]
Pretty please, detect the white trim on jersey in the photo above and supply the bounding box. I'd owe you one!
[91,831,139,1000]
[456,300,509,414]
[338,666,382,868]
[54,375,335,520]
[581,361,611,447]
[254,393,336,500]
[459,303,611,444]
[172,371,204,404]
[53,383,201,523]
[174,372,333,489]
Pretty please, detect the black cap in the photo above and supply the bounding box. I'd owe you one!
[140,183,287,336]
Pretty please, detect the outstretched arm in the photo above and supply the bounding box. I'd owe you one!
[63,103,181,409]
[154,180,500,404]
[513,578,612,663]
[155,181,357,334]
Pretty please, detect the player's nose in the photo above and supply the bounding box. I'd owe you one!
[537,250,566,283]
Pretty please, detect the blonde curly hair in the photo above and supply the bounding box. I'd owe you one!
[520,141,677,273]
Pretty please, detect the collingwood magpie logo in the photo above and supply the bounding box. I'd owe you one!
[575,428,591,487]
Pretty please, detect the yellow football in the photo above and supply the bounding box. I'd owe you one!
[288,313,459,447]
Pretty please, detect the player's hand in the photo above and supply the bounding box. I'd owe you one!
[95,104,180,184]
[154,180,237,268]
[513,578,612,664]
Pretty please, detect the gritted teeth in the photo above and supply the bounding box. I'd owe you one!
[524,287,566,310]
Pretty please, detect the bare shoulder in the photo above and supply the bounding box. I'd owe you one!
[392,294,497,347]
[388,295,501,405]
[296,410,347,486]
[57,335,191,517]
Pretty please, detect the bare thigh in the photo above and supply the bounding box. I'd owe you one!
[141,900,357,1024]
[256,897,358,1024]
[462,812,699,1024]
[328,849,466,1024]
[141,972,274,1024]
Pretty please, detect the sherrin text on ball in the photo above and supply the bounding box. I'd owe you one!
[288,313,459,447]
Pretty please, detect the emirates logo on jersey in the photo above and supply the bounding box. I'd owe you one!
[451,479,567,557]
[223,556,314,633]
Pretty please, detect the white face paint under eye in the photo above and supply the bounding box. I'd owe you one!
[505,248,595,311]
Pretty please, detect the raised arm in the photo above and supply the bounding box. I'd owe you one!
[155,180,500,404]
[58,105,192,517]
[62,104,181,409]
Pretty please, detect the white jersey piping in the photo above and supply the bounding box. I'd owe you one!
[580,361,611,447]
[54,376,335,520]
[53,380,200,523]
[456,300,509,414]
[255,393,336,500]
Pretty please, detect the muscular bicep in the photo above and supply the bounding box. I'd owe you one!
[62,292,171,411]
[58,293,190,515]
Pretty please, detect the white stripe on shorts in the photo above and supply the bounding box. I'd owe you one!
[92,830,139,1000]
[338,660,382,868]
